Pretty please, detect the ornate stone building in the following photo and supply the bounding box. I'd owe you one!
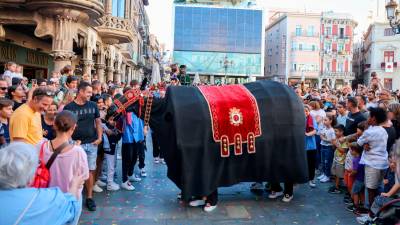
[0,0,152,83]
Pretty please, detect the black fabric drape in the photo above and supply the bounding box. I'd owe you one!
[149,80,308,200]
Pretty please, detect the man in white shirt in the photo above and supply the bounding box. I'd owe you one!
[357,107,388,215]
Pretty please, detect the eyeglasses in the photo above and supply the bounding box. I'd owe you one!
[33,91,55,98]
[0,87,7,91]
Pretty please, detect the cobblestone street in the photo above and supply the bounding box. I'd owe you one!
[80,146,358,225]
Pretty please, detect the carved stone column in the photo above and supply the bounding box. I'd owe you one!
[81,59,94,78]
[51,14,77,73]
[106,66,114,82]
[113,70,121,84]
[95,64,106,83]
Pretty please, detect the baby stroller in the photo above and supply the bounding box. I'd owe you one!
[365,198,400,225]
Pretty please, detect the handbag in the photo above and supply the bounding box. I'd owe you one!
[30,141,69,188]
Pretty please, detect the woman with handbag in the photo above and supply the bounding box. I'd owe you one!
[0,142,85,225]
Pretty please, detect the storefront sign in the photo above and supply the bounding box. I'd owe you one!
[0,43,17,62]
[26,51,49,67]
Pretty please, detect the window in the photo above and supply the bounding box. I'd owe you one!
[291,42,297,51]
[338,62,344,72]
[324,42,331,51]
[299,43,303,51]
[296,25,302,36]
[269,65,272,73]
[338,43,344,52]
[325,26,331,35]
[112,0,125,18]
[384,28,395,36]
[325,62,331,72]
[275,64,278,72]
[339,28,345,38]
[311,45,316,51]
[307,26,314,36]
[384,51,394,62]
[293,64,297,71]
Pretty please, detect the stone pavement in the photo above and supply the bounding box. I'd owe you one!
[79,155,359,225]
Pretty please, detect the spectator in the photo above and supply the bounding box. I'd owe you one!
[55,75,78,105]
[8,85,26,111]
[2,61,17,85]
[357,107,389,217]
[0,78,8,98]
[91,80,102,102]
[356,95,369,119]
[0,98,13,147]
[330,124,347,194]
[349,143,366,214]
[388,103,400,140]
[59,65,74,88]
[0,142,85,225]
[344,97,366,136]
[64,81,102,211]
[317,115,336,183]
[42,103,57,141]
[336,101,348,126]
[9,87,54,145]
[366,90,378,108]
[304,105,318,188]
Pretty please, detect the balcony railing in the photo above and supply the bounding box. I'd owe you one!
[97,15,135,44]
[292,31,320,38]
[321,72,355,79]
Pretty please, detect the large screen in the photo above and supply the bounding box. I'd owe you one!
[174,6,262,54]
[173,51,261,75]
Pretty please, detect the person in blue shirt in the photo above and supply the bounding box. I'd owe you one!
[119,88,146,191]
[305,105,318,188]
[0,142,84,225]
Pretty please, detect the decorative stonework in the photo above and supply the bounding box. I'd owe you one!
[97,15,135,44]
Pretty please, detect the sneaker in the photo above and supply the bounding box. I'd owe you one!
[320,175,330,183]
[309,181,316,188]
[317,174,326,180]
[329,188,342,194]
[107,182,120,191]
[129,175,142,182]
[154,157,160,164]
[268,191,283,199]
[140,169,147,177]
[93,184,103,193]
[204,204,217,212]
[282,194,293,203]
[264,183,271,191]
[86,198,96,211]
[117,153,122,160]
[346,204,355,212]
[96,180,107,187]
[98,175,107,182]
[160,158,166,164]
[344,199,353,205]
[356,215,371,224]
[121,181,135,191]
[189,199,205,207]
[250,182,263,190]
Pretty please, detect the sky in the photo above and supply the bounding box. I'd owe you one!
[146,0,386,51]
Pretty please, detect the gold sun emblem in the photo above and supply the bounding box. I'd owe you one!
[229,107,243,126]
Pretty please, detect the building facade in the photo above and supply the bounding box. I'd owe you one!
[265,11,321,87]
[320,12,357,89]
[0,0,154,83]
[362,22,400,90]
[264,11,357,89]
[172,1,264,84]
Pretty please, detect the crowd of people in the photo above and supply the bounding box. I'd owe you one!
[0,61,185,225]
[292,72,400,224]
[0,60,400,224]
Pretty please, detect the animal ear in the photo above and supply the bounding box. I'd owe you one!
[164,112,173,122]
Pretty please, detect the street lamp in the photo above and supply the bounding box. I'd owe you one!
[219,55,234,84]
[386,0,400,34]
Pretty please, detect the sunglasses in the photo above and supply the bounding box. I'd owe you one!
[33,91,55,98]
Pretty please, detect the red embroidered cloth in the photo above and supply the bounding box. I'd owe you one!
[198,85,262,146]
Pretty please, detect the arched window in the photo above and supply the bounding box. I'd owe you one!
[112,0,125,18]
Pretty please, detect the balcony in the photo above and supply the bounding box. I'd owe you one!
[25,0,104,24]
[381,62,398,69]
[120,43,138,64]
[291,31,320,38]
[321,72,355,79]
[97,15,135,44]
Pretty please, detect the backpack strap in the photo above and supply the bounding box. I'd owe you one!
[45,141,69,169]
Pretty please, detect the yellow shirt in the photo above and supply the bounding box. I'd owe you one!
[10,104,43,145]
